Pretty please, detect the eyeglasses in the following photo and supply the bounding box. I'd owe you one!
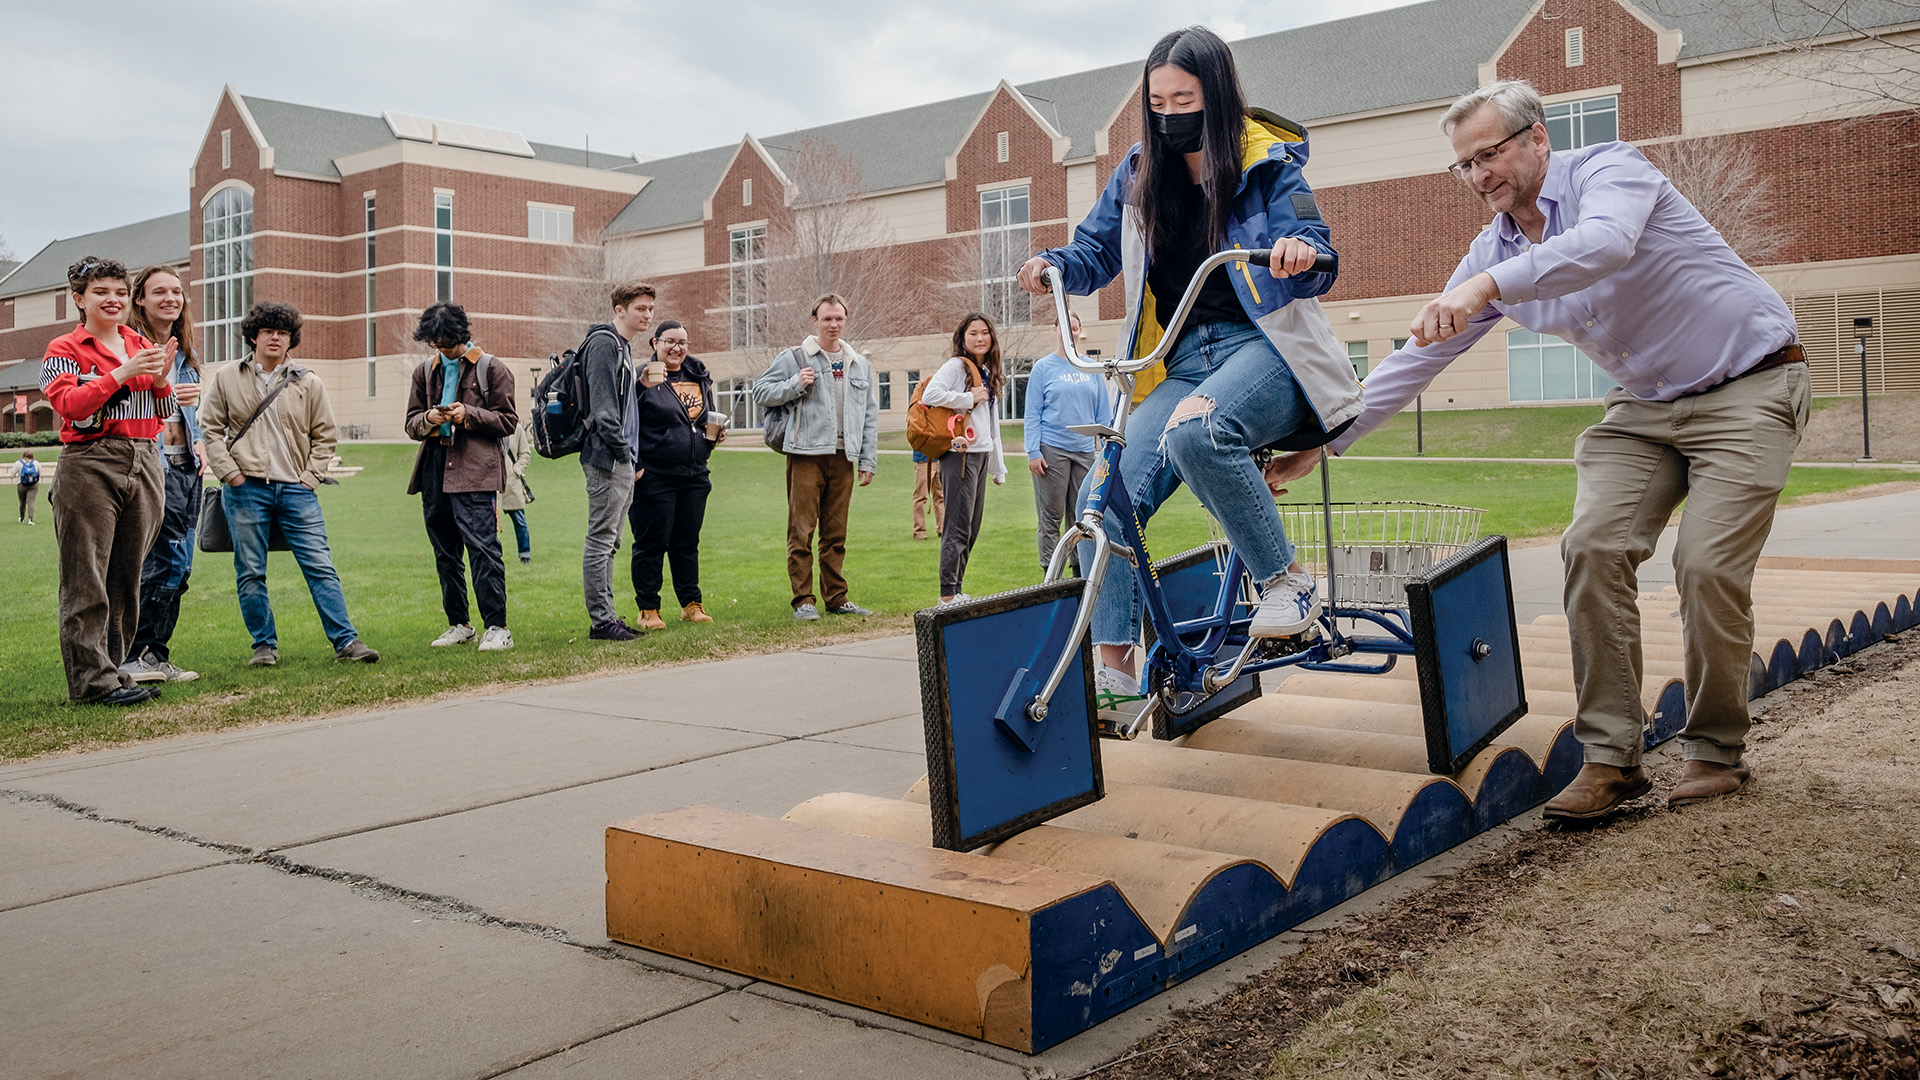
[659,339,689,350]
[1447,126,1536,179]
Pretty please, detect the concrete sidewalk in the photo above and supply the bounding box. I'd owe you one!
[4,490,1917,1080]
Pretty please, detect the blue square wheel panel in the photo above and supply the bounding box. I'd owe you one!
[917,580,1102,851]
[1406,535,1528,775]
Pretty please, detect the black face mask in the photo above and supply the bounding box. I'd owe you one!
[1151,110,1206,154]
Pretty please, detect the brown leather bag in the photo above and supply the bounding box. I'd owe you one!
[905,358,983,459]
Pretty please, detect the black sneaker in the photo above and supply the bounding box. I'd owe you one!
[590,618,641,641]
[249,645,279,667]
[93,686,156,707]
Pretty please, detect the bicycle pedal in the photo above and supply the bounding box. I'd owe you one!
[1096,701,1151,740]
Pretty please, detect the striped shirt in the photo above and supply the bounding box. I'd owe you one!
[41,324,176,443]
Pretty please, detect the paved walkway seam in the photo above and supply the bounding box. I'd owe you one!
[471,987,735,1080]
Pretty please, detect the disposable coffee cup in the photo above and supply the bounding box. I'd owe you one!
[643,360,667,386]
[705,411,730,440]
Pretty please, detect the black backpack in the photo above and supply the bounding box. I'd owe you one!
[531,328,612,459]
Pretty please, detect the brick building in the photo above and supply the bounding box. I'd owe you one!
[606,0,1918,425]
[0,213,189,433]
[4,0,1913,437]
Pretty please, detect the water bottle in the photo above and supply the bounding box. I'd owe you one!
[545,390,563,415]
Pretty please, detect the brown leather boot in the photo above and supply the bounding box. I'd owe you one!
[1667,759,1750,808]
[680,602,713,624]
[1543,763,1653,821]
[636,609,666,631]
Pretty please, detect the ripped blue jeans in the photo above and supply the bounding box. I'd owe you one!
[1077,320,1316,647]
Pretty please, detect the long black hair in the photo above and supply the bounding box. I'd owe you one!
[1131,27,1250,262]
[949,312,1004,401]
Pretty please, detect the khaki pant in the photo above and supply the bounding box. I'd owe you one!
[1563,363,1809,767]
[51,436,163,701]
[911,458,943,538]
[787,453,856,609]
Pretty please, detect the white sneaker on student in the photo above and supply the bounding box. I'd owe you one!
[1093,665,1144,711]
[1249,569,1322,638]
[477,626,514,652]
[431,624,477,647]
[118,657,167,684]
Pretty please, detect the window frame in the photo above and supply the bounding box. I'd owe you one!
[434,192,454,302]
[727,224,770,350]
[1544,95,1618,151]
[201,186,254,365]
[979,185,1032,327]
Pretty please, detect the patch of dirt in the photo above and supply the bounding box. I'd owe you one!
[1798,393,1920,463]
[1085,632,1920,1080]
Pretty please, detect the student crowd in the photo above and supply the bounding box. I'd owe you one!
[30,261,1108,704]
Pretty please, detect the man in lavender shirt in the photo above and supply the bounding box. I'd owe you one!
[1269,80,1808,820]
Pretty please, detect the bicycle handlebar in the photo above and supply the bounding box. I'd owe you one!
[1045,248,1334,375]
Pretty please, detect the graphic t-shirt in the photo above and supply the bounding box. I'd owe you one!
[666,369,704,421]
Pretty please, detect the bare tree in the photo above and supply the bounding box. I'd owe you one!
[1644,134,1788,265]
[532,241,610,347]
[1699,0,1920,112]
[759,139,932,361]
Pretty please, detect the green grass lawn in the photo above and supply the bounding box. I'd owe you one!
[1,442,1911,762]
[1337,403,1605,459]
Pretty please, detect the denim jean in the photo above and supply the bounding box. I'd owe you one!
[130,457,201,662]
[1077,320,1315,647]
[507,509,530,558]
[223,478,358,650]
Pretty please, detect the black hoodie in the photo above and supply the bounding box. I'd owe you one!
[630,354,716,477]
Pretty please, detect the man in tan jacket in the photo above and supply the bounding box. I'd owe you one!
[200,302,378,667]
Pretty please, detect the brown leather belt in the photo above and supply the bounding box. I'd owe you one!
[1684,342,1803,397]
[1737,341,1805,379]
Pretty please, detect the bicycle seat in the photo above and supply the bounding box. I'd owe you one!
[1067,422,1123,440]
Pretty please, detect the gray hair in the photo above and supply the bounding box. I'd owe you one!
[1441,79,1546,136]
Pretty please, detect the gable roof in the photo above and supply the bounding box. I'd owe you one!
[1,212,190,301]
[237,95,643,179]
[602,0,1912,239]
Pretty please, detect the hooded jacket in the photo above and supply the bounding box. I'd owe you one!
[1039,110,1363,433]
[632,353,717,478]
[578,323,634,472]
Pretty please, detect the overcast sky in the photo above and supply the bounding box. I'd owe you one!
[1,0,1422,262]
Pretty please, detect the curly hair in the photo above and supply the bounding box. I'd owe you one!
[66,255,129,295]
[241,301,303,351]
[412,302,471,349]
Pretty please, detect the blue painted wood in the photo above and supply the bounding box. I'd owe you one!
[1464,747,1545,835]
[1871,602,1893,640]
[1386,781,1476,871]
[1027,883,1163,1052]
[1767,640,1800,694]
[1894,594,1912,633]
[1542,722,1583,796]
[1647,679,1688,746]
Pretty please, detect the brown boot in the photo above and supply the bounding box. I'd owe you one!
[1543,763,1653,821]
[1667,759,1750,808]
[681,602,713,623]
[636,609,666,631]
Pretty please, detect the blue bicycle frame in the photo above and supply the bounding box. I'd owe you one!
[1024,254,1418,736]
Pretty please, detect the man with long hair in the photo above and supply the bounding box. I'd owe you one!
[405,302,518,652]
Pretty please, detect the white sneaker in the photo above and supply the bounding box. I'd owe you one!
[1249,569,1322,638]
[431,624,477,647]
[1093,665,1144,710]
[477,626,514,652]
[119,657,167,684]
[939,593,973,606]
[152,658,199,682]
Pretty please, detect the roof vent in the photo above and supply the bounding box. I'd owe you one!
[384,111,535,158]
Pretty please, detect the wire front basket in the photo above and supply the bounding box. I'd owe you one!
[1275,501,1485,609]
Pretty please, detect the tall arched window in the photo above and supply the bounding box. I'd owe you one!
[203,186,254,364]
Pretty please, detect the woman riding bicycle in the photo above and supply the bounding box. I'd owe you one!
[1016,25,1363,703]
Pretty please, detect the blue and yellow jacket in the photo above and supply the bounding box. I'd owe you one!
[1040,109,1363,430]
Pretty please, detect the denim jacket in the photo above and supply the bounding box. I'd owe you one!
[752,336,879,474]
[1040,109,1363,433]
